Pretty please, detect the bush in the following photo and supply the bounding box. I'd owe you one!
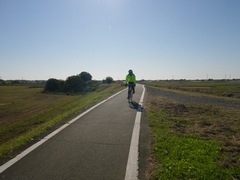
[43,72,100,94]
[44,78,61,92]
[0,79,6,85]
[82,80,99,93]
[105,77,114,84]
[79,72,92,82]
[65,75,84,93]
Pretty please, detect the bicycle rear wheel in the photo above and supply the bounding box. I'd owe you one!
[128,89,133,102]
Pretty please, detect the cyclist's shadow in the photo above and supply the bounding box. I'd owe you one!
[129,101,141,111]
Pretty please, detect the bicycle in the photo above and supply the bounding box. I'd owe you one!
[127,83,134,103]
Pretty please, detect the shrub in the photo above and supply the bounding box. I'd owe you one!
[44,78,61,92]
[106,77,114,84]
[65,75,84,93]
[79,72,92,82]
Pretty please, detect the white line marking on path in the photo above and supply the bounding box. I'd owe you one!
[125,85,145,180]
[0,88,126,174]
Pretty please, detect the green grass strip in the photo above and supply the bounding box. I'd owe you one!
[149,111,240,180]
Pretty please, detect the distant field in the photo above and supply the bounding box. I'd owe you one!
[0,83,125,162]
[145,81,240,98]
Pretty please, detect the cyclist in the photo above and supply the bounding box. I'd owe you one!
[125,69,136,99]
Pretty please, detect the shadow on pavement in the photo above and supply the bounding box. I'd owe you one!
[129,101,142,112]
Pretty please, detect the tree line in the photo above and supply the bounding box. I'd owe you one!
[43,72,114,94]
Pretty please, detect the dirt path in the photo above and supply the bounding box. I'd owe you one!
[146,86,240,109]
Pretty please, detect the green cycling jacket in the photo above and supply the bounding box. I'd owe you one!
[126,74,136,85]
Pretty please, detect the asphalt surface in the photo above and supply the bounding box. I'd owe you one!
[0,85,148,180]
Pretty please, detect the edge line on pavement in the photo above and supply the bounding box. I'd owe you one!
[125,85,145,180]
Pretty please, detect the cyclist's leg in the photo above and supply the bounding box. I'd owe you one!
[127,84,130,99]
[129,83,135,94]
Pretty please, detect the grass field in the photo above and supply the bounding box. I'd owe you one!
[146,81,240,98]
[145,82,240,179]
[0,82,125,163]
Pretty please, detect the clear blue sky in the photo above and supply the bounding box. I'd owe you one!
[1,0,240,80]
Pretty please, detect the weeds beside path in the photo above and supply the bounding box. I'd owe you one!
[145,86,240,180]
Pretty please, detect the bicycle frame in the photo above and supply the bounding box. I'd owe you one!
[128,83,134,102]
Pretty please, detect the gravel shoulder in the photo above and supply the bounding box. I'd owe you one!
[146,86,240,109]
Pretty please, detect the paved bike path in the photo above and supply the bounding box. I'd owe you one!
[0,85,144,180]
